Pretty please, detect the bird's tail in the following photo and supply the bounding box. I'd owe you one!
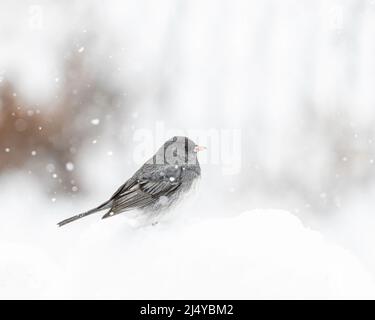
[57,201,112,227]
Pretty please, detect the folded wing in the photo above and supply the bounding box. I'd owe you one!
[102,165,181,219]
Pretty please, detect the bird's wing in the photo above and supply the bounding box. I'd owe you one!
[102,165,182,218]
[109,175,138,201]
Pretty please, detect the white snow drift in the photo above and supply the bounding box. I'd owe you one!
[0,176,374,299]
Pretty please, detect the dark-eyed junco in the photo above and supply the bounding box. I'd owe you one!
[58,136,205,227]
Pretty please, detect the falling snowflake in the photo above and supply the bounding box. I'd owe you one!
[31,150,37,156]
[91,118,100,125]
[65,162,74,171]
[4,148,10,153]
[78,46,85,53]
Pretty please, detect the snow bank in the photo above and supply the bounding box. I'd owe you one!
[0,176,374,299]
[59,211,375,300]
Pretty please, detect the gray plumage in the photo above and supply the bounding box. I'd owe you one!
[58,136,203,227]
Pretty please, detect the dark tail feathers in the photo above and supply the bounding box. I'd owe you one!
[57,201,112,227]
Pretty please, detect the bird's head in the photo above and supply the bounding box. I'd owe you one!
[153,136,206,166]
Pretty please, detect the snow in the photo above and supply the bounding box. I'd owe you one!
[65,162,74,172]
[90,118,100,126]
[0,175,374,299]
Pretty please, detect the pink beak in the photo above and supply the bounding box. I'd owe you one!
[194,145,207,153]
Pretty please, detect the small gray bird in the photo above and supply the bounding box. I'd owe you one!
[58,136,205,227]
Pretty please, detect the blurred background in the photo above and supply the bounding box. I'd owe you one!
[1,0,375,275]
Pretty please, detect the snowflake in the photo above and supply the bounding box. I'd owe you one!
[91,118,100,125]
[66,162,74,171]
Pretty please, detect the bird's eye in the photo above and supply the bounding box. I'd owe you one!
[173,148,177,157]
